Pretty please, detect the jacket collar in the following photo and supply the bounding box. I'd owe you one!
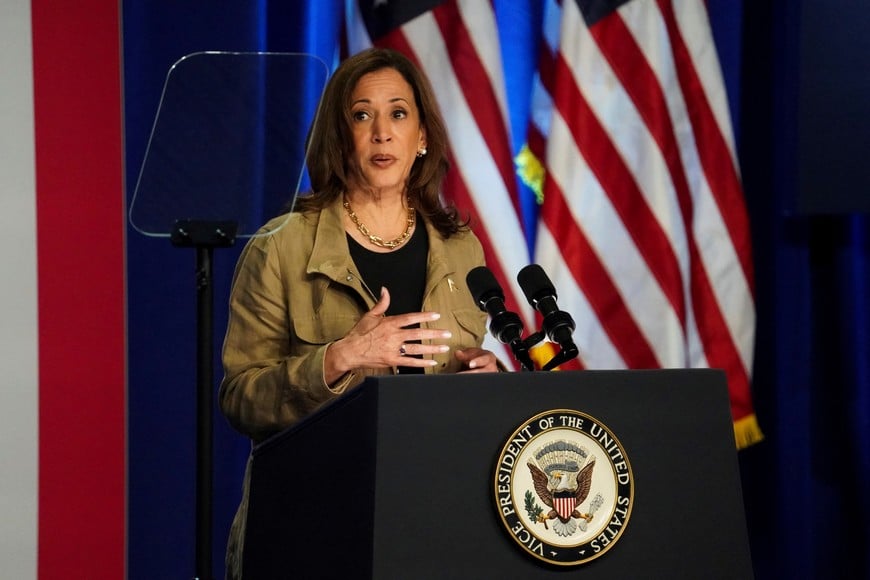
[307,197,356,279]
[305,196,456,305]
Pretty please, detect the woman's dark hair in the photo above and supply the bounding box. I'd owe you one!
[293,48,467,237]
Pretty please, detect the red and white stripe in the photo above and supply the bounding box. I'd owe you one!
[1,3,39,576]
[528,0,756,422]
[554,495,577,520]
[1,0,126,577]
[346,0,533,368]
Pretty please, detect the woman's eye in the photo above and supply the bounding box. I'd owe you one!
[392,109,407,119]
[352,110,370,121]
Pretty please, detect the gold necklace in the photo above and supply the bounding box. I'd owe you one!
[343,197,416,250]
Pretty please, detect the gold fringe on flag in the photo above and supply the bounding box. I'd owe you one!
[733,413,765,450]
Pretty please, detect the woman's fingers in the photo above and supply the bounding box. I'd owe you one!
[396,342,450,358]
[454,347,499,372]
[366,286,391,319]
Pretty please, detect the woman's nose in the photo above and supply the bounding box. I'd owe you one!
[371,118,391,142]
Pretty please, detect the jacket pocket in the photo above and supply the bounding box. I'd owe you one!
[450,307,487,347]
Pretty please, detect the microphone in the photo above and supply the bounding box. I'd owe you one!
[466,266,524,344]
[517,264,578,367]
[466,266,535,371]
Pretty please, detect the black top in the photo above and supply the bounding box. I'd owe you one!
[347,218,428,374]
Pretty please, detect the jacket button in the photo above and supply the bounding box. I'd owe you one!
[346,275,353,281]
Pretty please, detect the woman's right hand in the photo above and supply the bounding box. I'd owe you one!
[322,287,452,384]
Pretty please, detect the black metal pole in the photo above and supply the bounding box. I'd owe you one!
[195,245,213,580]
[171,220,236,580]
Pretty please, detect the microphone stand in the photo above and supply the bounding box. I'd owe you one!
[507,337,536,372]
[486,307,536,372]
[539,309,579,371]
[539,339,579,371]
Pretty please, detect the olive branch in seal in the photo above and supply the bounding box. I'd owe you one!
[524,490,546,528]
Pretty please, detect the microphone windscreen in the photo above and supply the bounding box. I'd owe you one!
[466,266,504,304]
[517,264,557,304]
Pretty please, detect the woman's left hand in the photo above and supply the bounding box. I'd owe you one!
[454,347,500,373]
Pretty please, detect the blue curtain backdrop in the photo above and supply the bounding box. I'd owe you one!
[122,1,870,578]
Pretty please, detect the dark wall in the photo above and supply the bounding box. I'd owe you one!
[738,1,870,578]
[795,0,870,213]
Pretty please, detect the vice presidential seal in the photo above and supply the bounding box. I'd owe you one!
[493,409,634,566]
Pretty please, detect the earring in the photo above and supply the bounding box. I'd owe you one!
[416,147,428,158]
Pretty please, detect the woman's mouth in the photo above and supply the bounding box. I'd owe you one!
[371,154,396,167]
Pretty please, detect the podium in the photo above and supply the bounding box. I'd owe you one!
[242,370,753,579]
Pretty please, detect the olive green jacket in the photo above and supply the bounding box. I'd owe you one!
[219,198,489,578]
[219,197,489,442]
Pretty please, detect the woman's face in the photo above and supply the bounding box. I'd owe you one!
[347,67,427,197]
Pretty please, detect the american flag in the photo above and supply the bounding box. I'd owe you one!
[346,0,762,447]
[519,0,762,447]
[346,0,534,368]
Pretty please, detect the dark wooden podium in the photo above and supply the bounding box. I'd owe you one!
[241,369,753,579]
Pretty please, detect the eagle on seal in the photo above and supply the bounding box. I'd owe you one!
[527,455,596,535]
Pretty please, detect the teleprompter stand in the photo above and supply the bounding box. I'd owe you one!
[128,52,329,579]
[171,220,237,580]
[241,369,754,579]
